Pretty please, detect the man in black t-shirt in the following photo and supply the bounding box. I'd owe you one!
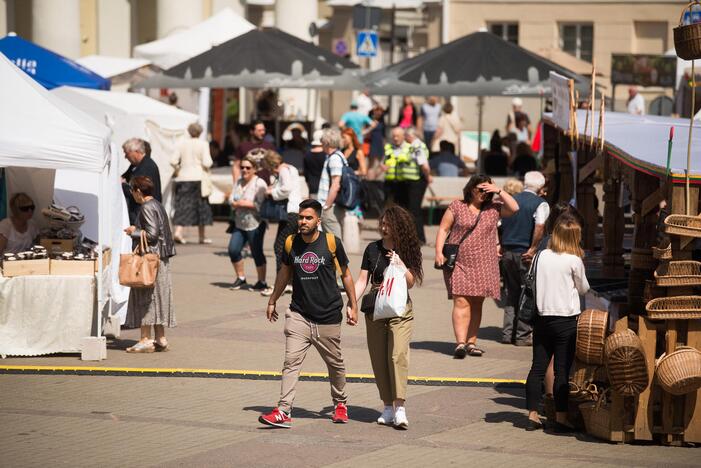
[259,199,358,429]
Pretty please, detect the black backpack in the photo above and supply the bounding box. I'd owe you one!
[327,153,362,209]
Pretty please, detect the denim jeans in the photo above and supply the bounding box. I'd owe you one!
[227,223,267,266]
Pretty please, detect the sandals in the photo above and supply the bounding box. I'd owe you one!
[154,340,169,352]
[453,343,468,359]
[174,236,188,244]
[466,343,484,357]
[199,238,212,244]
[126,341,155,353]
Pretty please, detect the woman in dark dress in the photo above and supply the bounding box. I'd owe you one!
[341,127,367,177]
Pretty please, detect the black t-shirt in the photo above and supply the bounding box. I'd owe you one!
[282,233,350,324]
[121,156,162,225]
[361,240,391,286]
[303,150,326,195]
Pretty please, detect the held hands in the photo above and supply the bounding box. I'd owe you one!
[266,303,278,322]
[346,303,358,326]
[124,226,136,235]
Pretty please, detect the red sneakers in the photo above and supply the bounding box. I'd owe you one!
[332,402,349,423]
[258,408,292,428]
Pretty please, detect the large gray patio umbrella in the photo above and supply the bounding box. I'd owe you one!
[135,28,364,90]
[363,31,589,96]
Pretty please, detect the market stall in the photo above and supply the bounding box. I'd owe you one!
[541,67,701,444]
[0,53,113,357]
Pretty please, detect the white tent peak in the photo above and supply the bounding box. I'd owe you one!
[76,55,152,79]
[133,8,255,69]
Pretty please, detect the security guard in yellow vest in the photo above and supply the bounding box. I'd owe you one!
[382,127,432,242]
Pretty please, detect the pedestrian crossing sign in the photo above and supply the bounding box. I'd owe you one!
[356,30,378,58]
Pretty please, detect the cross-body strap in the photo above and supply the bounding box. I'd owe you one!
[455,208,484,246]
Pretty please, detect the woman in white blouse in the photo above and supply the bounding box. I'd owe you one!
[170,123,214,244]
[228,155,268,292]
[0,193,39,255]
[525,216,589,433]
[260,150,301,296]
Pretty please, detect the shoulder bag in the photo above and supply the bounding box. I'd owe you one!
[360,248,382,313]
[119,230,160,288]
[435,208,483,271]
[518,250,542,326]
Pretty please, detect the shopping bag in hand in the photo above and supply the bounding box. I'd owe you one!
[119,231,159,288]
[373,253,408,320]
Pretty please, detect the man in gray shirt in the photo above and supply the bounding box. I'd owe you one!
[420,96,441,149]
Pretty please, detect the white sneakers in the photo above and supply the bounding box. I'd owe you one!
[377,405,394,425]
[394,407,409,430]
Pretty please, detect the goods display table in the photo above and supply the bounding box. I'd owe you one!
[0,274,96,357]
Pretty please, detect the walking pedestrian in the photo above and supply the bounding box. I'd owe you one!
[500,171,549,346]
[303,130,326,198]
[525,217,589,432]
[259,199,358,428]
[317,128,347,239]
[403,127,432,244]
[260,150,302,296]
[354,205,423,429]
[338,101,376,144]
[419,96,441,148]
[170,123,214,244]
[431,102,462,154]
[435,175,519,358]
[233,120,275,182]
[228,155,268,292]
[124,176,176,353]
[341,127,368,177]
[121,138,162,225]
[381,127,411,206]
[397,96,418,129]
[368,106,387,165]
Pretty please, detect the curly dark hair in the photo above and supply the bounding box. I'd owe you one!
[380,205,424,284]
[462,174,493,204]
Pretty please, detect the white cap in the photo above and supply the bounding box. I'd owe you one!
[311,129,323,146]
[512,97,523,107]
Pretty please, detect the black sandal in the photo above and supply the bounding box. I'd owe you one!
[466,343,484,357]
[453,343,468,359]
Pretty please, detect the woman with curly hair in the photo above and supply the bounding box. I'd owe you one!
[435,174,519,358]
[353,205,423,430]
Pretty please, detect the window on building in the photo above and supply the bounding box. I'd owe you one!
[560,23,593,62]
[489,22,519,45]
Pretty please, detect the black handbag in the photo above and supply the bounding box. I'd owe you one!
[518,250,542,326]
[260,198,288,221]
[435,209,483,271]
[360,249,382,313]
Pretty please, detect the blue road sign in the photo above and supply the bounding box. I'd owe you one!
[356,30,378,58]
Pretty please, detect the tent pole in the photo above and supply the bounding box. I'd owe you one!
[477,96,484,174]
[96,168,104,340]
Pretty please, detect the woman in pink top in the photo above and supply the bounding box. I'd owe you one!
[397,96,417,129]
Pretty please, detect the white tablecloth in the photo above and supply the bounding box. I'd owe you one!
[0,274,96,357]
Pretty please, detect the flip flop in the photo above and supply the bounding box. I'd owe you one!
[154,340,169,352]
[466,343,484,357]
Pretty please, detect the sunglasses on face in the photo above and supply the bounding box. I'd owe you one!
[476,188,487,193]
[19,205,35,212]
[241,165,254,171]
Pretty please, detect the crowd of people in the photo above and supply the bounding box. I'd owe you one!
[110,92,588,434]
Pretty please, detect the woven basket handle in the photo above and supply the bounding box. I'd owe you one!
[595,388,610,411]
[679,1,701,26]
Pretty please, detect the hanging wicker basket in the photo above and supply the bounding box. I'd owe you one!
[674,1,701,60]
[576,309,609,365]
[655,260,701,286]
[604,330,649,396]
[655,346,701,395]
[664,214,701,238]
[646,296,701,319]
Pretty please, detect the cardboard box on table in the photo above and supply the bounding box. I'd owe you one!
[39,237,76,255]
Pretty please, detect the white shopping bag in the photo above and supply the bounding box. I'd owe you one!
[373,254,409,320]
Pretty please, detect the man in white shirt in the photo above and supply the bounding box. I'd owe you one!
[317,128,346,239]
[627,87,646,115]
[355,88,375,117]
[500,171,550,346]
[404,127,433,243]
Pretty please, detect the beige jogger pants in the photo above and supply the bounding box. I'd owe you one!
[365,308,414,403]
[278,309,347,413]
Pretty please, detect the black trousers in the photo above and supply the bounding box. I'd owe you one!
[501,249,533,343]
[273,213,299,271]
[525,315,577,413]
[390,180,426,243]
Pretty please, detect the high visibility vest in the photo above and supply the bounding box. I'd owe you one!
[384,143,420,182]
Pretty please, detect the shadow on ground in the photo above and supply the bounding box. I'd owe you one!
[243,405,380,424]
[107,339,138,351]
[411,327,505,356]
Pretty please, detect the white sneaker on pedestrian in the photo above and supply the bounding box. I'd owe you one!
[393,406,408,430]
[377,405,394,426]
[260,286,274,297]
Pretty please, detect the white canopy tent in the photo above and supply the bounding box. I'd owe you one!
[133,7,255,70]
[51,87,200,236]
[76,55,152,79]
[0,52,114,353]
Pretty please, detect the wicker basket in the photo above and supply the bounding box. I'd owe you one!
[579,390,612,441]
[571,358,608,388]
[674,1,701,60]
[577,309,609,365]
[664,214,701,238]
[654,261,701,286]
[604,330,649,396]
[652,243,672,260]
[646,296,701,319]
[655,346,701,395]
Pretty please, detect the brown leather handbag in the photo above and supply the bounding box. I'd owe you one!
[119,231,160,288]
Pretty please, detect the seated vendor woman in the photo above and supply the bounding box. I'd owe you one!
[0,193,39,255]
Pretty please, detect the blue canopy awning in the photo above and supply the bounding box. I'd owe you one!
[0,33,109,90]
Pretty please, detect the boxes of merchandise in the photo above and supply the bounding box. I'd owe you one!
[49,248,111,276]
[1,247,51,277]
[39,237,77,254]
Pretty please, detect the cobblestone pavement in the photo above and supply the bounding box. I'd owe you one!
[1,222,698,466]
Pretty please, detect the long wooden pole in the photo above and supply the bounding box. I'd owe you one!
[687,60,696,216]
[589,60,596,147]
